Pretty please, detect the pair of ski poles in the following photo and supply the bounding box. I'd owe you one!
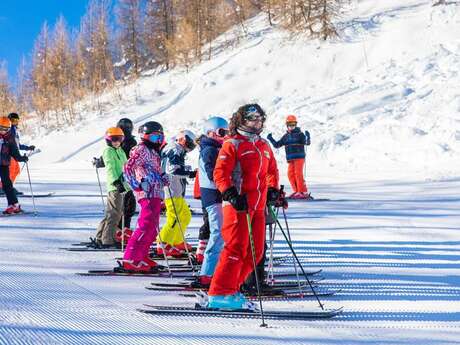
[245,200,324,327]
[17,150,37,215]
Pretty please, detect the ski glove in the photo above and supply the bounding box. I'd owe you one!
[27,145,36,151]
[18,155,28,163]
[266,187,280,206]
[140,179,150,193]
[113,180,126,194]
[92,156,105,168]
[188,169,197,179]
[267,133,274,140]
[222,186,248,212]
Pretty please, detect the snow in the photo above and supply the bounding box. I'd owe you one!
[2,0,460,344]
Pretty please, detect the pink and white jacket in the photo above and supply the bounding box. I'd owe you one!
[123,143,168,201]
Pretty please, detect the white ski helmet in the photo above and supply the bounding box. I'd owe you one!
[177,129,197,150]
[203,116,229,137]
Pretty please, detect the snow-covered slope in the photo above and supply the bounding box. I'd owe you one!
[28,0,460,182]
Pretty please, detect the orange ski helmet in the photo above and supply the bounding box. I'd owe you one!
[285,114,297,124]
[0,117,12,130]
[105,127,124,142]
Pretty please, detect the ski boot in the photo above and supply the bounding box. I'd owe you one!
[207,292,255,310]
[3,204,22,215]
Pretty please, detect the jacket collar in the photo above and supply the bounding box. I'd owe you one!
[200,136,222,149]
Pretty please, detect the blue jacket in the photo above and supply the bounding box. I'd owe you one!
[198,136,222,208]
[267,127,308,162]
[10,126,32,151]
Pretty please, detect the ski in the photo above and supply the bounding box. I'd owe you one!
[0,211,35,217]
[61,247,122,252]
[77,266,194,277]
[138,304,343,320]
[179,288,340,300]
[149,280,316,290]
[181,269,323,281]
[21,192,55,198]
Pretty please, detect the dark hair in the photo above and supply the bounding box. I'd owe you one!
[229,103,266,135]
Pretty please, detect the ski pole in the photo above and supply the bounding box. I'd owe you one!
[280,205,303,295]
[121,192,126,252]
[268,206,324,309]
[156,226,173,278]
[245,212,267,327]
[24,161,37,216]
[166,185,196,271]
[95,166,105,212]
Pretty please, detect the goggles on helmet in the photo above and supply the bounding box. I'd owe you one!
[0,126,9,132]
[144,132,164,144]
[108,135,124,142]
[244,106,265,122]
[216,128,228,137]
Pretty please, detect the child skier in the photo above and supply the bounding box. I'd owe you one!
[94,127,130,248]
[195,116,229,287]
[267,114,311,199]
[0,117,29,214]
[157,130,197,257]
[206,104,280,310]
[122,121,168,272]
[0,113,35,195]
[114,118,137,242]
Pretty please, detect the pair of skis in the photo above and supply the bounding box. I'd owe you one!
[138,304,343,320]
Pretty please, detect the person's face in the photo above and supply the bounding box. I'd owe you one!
[286,122,296,132]
[10,118,19,126]
[244,115,264,132]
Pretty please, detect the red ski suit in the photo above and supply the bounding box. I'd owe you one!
[208,133,279,296]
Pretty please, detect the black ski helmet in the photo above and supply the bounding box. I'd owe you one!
[117,118,133,135]
[8,112,20,120]
[139,121,163,135]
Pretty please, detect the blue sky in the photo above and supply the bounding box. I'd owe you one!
[0,1,90,80]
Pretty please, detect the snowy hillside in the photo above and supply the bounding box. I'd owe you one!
[26,0,460,182]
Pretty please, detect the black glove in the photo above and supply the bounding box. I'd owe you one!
[19,155,28,163]
[113,179,126,194]
[28,145,36,151]
[223,186,248,212]
[267,133,273,140]
[188,170,197,178]
[92,157,105,168]
[266,187,280,206]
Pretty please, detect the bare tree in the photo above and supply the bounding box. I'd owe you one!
[0,61,16,116]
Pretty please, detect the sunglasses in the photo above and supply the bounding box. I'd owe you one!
[244,106,265,122]
[109,135,124,142]
[216,128,228,137]
[145,132,164,143]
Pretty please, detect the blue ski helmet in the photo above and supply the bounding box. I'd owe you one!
[203,116,229,137]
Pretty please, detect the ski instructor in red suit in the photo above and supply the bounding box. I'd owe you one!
[207,103,280,310]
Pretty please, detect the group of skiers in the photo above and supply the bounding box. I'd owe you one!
[0,113,36,215]
[91,103,311,310]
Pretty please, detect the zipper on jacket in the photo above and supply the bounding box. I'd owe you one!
[254,139,263,210]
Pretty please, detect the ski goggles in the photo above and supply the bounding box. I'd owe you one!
[144,132,164,143]
[108,135,124,142]
[244,106,266,122]
[0,125,10,132]
[216,128,228,137]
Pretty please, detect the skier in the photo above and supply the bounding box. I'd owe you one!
[206,104,280,310]
[0,113,35,195]
[94,127,130,248]
[267,114,312,199]
[196,116,229,286]
[122,121,168,272]
[157,130,197,257]
[114,118,137,243]
[0,117,29,214]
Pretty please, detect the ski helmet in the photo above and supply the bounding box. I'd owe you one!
[139,121,164,144]
[117,118,133,135]
[105,127,124,142]
[203,116,229,137]
[237,104,266,135]
[285,115,297,124]
[0,117,11,131]
[8,112,20,120]
[177,130,197,151]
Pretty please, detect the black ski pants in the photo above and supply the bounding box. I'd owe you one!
[0,165,18,206]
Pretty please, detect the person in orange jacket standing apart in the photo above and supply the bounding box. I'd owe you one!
[206,103,280,310]
[267,114,312,199]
